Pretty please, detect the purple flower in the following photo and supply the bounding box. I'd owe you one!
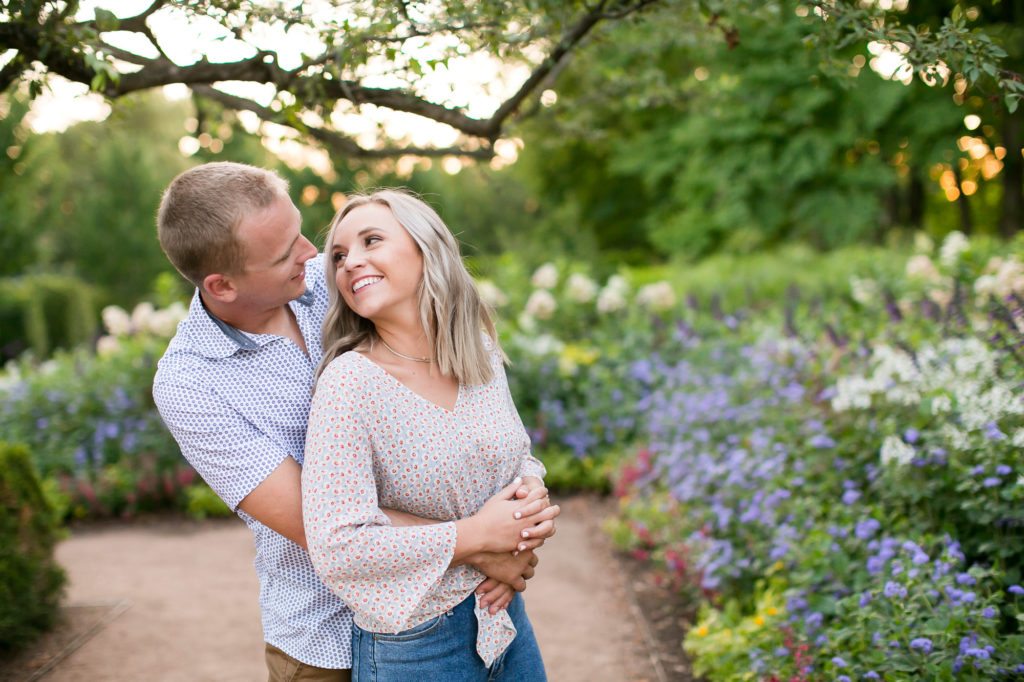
[863,673,880,680]
[904,427,920,443]
[810,433,835,448]
[884,581,906,598]
[971,465,985,476]
[856,519,880,540]
[842,489,861,505]
[837,677,851,682]
[965,647,990,660]
[983,422,1006,440]
[859,591,872,607]
[983,607,997,618]
[983,477,1001,487]
[996,464,1012,475]
[832,656,847,668]
[910,638,933,653]
[774,647,789,657]
[957,573,977,586]
[1009,585,1024,595]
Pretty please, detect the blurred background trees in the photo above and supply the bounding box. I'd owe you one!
[0,0,1022,360]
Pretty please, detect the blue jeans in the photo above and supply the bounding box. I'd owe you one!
[351,593,547,682]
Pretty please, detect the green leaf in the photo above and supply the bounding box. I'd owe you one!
[94,8,120,32]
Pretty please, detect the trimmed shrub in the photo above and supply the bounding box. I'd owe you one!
[0,442,67,653]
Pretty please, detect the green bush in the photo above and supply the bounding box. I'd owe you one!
[0,442,66,654]
[0,273,98,363]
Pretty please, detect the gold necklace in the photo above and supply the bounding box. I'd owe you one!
[380,339,431,363]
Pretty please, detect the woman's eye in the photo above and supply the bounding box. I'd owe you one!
[331,252,346,264]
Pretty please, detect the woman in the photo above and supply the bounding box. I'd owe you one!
[301,189,557,681]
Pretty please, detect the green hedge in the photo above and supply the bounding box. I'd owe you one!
[0,442,66,653]
[0,273,97,363]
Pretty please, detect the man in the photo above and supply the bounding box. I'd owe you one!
[153,162,550,681]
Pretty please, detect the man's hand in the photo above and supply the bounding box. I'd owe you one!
[470,550,538,591]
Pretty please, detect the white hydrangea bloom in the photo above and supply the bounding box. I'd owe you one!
[604,275,630,296]
[476,280,508,308]
[636,281,677,311]
[102,305,133,337]
[131,302,156,333]
[939,230,969,267]
[565,273,598,303]
[96,335,121,357]
[530,263,559,289]
[880,435,916,467]
[913,232,934,254]
[524,289,557,320]
[596,288,627,313]
[849,276,880,306]
[511,332,564,357]
[516,312,538,334]
[906,254,941,283]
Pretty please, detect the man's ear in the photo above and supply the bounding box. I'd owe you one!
[203,273,238,303]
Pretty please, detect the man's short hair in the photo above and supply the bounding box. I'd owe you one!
[157,162,289,287]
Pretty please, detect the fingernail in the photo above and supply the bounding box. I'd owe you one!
[518,543,527,551]
[512,550,519,557]
[521,530,529,538]
[514,512,521,519]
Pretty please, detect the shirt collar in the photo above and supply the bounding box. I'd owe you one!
[186,285,315,358]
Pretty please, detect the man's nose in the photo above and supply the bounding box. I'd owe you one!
[298,235,317,261]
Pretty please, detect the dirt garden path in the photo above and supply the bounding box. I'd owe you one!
[3,496,693,682]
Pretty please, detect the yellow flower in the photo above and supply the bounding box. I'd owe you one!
[754,616,765,626]
[695,626,708,637]
[766,607,777,616]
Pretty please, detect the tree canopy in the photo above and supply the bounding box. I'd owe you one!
[2,0,1021,162]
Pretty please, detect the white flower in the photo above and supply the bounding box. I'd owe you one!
[524,289,557,320]
[596,288,627,313]
[1012,428,1024,448]
[930,394,952,415]
[102,305,132,337]
[565,273,598,303]
[880,435,915,467]
[939,230,969,267]
[604,275,630,297]
[96,335,120,357]
[511,332,563,357]
[131,302,156,334]
[849,276,879,306]
[476,280,508,308]
[516,312,538,334]
[906,254,941,283]
[636,281,677,311]
[913,232,934,254]
[145,309,180,337]
[530,263,559,289]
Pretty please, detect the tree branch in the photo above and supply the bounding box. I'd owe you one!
[191,84,493,159]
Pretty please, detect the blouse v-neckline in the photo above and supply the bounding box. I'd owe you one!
[352,351,462,414]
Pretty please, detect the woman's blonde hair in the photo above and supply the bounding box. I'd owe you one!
[317,189,502,385]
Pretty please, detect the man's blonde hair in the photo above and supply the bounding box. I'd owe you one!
[318,189,502,385]
[157,162,289,287]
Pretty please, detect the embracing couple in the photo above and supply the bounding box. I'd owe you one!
[152,162,560,681]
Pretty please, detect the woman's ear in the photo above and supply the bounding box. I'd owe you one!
[202,272,238,303]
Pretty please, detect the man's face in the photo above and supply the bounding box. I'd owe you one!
[231,192,317,310]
